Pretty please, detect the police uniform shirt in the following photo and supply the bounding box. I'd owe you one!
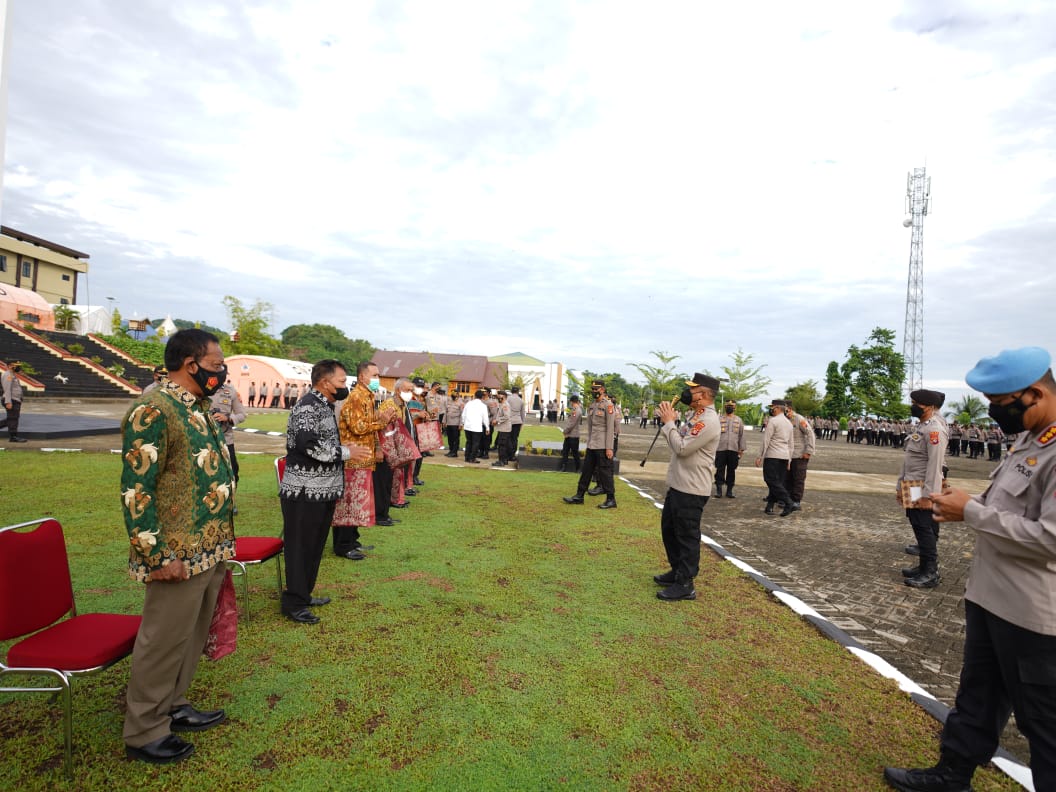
[507,392,525,424]
[898,414,948,495]
[789,411,816,457]
[759,412,793,460]
[563,404,582,437]
[585,396,615,451]
[663,405,721,496]
[716,412,746,453]
[209,384,246,445]
[963,422,1056,635]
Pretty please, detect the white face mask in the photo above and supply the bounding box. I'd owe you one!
[400,391,413,402]
[413,386,423,395]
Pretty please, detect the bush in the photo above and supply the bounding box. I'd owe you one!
[67,342,85,355]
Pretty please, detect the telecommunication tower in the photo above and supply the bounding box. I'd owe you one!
[902,167,931,397]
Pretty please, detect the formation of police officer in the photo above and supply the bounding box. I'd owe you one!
[713,399,746,498]
[895,388,948,589]
[563,379,617,509]
[652,373,722,601]
[884,346,1056,792]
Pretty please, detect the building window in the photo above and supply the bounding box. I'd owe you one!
[61,273,71,281]
[21,261,31,278]
[0,255,6,272]
[60,298,70,305]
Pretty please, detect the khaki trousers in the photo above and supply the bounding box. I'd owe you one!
[123,562,226,747]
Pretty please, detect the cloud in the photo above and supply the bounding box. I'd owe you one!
[3,0,1055,406]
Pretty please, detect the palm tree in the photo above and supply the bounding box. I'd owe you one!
[945,395,987,425]
[53,305,78,332]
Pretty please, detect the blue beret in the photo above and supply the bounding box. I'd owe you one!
[965,346,1052,394]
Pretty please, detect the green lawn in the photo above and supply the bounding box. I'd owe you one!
[0,454,1019,791]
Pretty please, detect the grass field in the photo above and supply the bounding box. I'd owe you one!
[0,453,1020,791]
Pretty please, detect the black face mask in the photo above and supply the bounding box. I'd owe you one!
[910,404,924,420]
[724,405,735,414]
[191,362,227,398]
[988,393,1031,435]
[678,388,693,406]
[591,389,602,399]
[333,386,350,401]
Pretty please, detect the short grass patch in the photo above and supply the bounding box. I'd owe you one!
[0,454,1019,791]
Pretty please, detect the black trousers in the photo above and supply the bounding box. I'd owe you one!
[496,432,513,464]
[785,458,809,503]
[0,399,21,436]
[464,430,484,461]
[907,507,939,567]
[661,488,708,583]
[560,437,581,470]
[226,443,239,484]
[714,450,740,489]
[280,498,336,612]
[942,601,1056,788]
[509,423,522,456]
[446,425,461,454]
[762,458,791,505]
[576,448,613,498]
[373,460,392,520]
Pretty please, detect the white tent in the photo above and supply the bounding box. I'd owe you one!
[56,304,111,334]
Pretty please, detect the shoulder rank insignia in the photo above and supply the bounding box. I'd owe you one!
[929,431,940,445]
[1038,424,1056,446]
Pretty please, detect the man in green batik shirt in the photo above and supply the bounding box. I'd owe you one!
[120,329,235,765]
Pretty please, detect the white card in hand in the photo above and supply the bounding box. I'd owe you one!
[909,486,923,502]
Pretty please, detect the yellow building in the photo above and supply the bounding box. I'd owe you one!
[0,225,89,305]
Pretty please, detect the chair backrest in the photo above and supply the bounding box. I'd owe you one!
[275,456,286,491]
[0,519,75,642]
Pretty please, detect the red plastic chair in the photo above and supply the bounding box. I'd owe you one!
[226,456,287,620]
[0,518,142,780]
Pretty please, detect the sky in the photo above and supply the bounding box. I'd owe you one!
[2,0,1055,405]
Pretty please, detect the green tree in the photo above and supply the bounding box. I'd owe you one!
[53,305,78,332]
[110,307,123,334]
[945,395,988,426]
[822,361,855,419]
[222,296,285,357]
[628,350,687,404]
[717,349,771,405]
[411,354,462,387]
[784,380,823,416]
[841,327,908,418]
[281,323,374,364]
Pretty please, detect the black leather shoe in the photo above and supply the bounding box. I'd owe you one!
[563,496,584,504]
[904,544,921,556]
[284,608,320,624]
[657,582,696,601]
[725,488,735,498]
[353,544,375,551]
[338,549,366,560]
[598,498,617,509]
[392,502,409,508]
[764,503,775,515]
[883,759,974,791]
[170,704,226,732]
[413,478,425,486]
[905,571,941,589]
[714,488,723,498]
[653,570,677,586]
[8,436,27,443]
[789,502,801,511]
[376,518,396,526]
[126,734,194,764]
[779,505,794,517]
[587,486,604,496]
[901,565,921,577]
[310,596,331,606]
[405,488,417,496]
[465,459,480,464]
